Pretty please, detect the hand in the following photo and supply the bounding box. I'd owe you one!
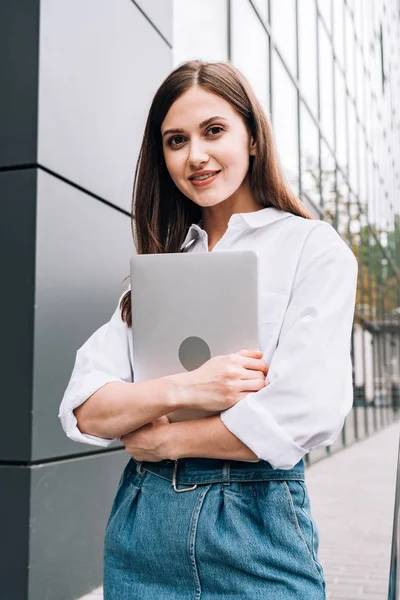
[166,349,269,413]
[119,415,171,462]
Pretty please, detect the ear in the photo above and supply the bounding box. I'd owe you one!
[249,136,256,156]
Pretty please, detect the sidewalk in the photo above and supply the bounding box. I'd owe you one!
[79,422,400,600]
[307,420,399,599]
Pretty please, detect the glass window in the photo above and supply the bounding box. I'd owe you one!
[298,0,318,117]
[361,3,369,56]
[270,0,297,76]
[358,129,367,205]
[348,100,358,194]
[251,0,268,24]
[349,191,360,250]
[355,45,365,123]
[364,84,372,145]
[369,39,379,96]
[173,0,228,63]
[318,0,332,33]
[366,149,375,223]
[300,103,320,206]
[336,169,350,244]
[371,103,380,173]
[335,64,347,171]
[271,51,299,194]
[319,23,334,148]
[344,6,355,99]
[333,0,344,68]
[321,141,336,223]
[231,0,269,116]
[372,162,380,227]
[353,0,364,45]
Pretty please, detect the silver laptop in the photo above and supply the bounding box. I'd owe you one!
[130,250,260,423]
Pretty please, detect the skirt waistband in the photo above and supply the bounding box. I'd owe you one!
[132,457,305,487]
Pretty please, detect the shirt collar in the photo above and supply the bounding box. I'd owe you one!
[179,206,294,251]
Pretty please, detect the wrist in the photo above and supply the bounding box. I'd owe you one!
[162,372,196,411]
[159,421,186,460]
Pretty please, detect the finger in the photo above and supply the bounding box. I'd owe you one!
[239,369,267,380]
[236,349,263,356]
[153,416,170,424]
[240,357,269,373]
[238,378,267,392]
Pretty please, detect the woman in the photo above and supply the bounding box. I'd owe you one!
[59,60,358,599]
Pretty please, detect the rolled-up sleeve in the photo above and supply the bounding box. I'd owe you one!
[220,223,358,469]
[58,288,132,447]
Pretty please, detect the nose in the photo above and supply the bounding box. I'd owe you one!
[187,139,209,167]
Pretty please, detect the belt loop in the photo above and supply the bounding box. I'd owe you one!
[136,461,144,475]
[222,460,231,486]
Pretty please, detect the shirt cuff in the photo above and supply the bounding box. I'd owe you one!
[58,373,124,447]
[220,393,307,470]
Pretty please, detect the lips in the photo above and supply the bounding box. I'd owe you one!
[189,170,221,180]
[189,170,221,187]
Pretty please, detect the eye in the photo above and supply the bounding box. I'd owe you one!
[166,135,185,148]
[207,125,224,136]
[166,125,225,149]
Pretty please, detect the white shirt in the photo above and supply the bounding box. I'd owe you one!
[58,206,358,469]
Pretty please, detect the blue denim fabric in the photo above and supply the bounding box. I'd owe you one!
[103,457,326,599]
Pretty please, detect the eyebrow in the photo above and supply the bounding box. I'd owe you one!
[162,116,229,138]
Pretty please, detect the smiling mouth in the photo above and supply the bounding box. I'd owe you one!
[189,170,221,181]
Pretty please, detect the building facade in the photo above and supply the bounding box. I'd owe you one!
[0,1,173,599]
[173,0,400,461]
[1,1,399,599]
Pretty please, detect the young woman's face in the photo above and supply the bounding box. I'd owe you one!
[161,86,256,209]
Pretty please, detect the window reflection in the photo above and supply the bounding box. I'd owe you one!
[270,0,297,76]
[364,82,372,146]
[172,0,228,64]
[345,6,356,99]
[335,65,347,171]
[353,0,364,50]
[300,103,320,206]
[318,0,332,33]
[319,22,334,148]
[271,52,299,194]
[358,130,367,206]
[172,0,400,434]
[336,169,350,244]
[251,0,268,24]
[298,0,318,117]
[321,141,336,224]
[356,45,365,123]
[231,0,269,116]
[367,150,375,223]
[348,101,358,195]
[333,0,345,68]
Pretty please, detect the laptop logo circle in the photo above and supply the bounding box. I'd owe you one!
[178,336,211,371]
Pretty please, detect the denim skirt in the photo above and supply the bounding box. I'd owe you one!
[103,456,326,599]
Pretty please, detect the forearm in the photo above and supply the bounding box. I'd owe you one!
[164,414,260,462]
[74,378,181,439]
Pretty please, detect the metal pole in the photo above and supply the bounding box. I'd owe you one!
[388,434,400,599]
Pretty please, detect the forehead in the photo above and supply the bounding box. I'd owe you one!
[161,87,237,130]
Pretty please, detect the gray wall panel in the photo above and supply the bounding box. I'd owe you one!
[28,451,129,600]
[38,0,172,213]
[0,0,39,166]
[135,0,173,45]
[1,0,174,596]
[32,171,134,461]
[0,466,30,600]
[0,169,36,461]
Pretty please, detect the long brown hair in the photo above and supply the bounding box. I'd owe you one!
[120,59,315,327]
